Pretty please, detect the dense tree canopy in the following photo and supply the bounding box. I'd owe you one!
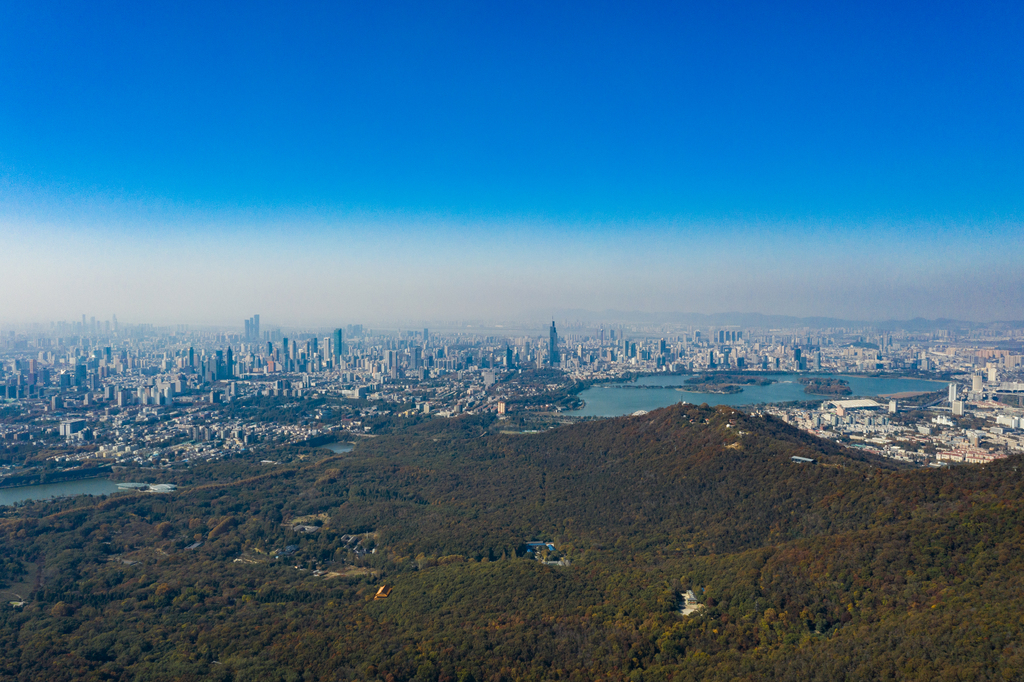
[2,404,1022,681]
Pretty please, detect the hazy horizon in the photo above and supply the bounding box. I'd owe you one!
[2,1,1021,325]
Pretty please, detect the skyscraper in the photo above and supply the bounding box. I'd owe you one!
[948,383,958,404]
[332,329,343,359]
[549,321,560,365]
[245,314,261,340]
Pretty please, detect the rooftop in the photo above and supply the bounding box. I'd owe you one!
[830,399,882,410]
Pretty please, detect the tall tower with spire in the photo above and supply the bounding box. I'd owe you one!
[549,321,560,366]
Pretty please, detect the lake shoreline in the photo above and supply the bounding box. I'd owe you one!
[0,478,124,507]
[0,465,114,490]
[570,373,946,418]
[0,473,107,491]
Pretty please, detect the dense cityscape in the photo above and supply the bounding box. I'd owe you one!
[2,314,1023,491]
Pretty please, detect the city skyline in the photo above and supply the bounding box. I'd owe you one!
[2,1,1022,323]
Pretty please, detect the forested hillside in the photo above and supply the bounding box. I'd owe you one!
[2,404,1022,681]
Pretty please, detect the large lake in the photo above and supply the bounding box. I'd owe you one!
[571,373,945,418]
[0,478,123,506]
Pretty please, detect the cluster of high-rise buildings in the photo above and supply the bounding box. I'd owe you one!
[0,314,1022,481]
[0,314,1022,430]
[243,314,260,340]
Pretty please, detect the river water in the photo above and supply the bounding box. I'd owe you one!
[570,373,945,418]
[0,478,123,506]
[2,443,356,506]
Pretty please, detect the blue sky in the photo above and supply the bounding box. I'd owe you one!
[1,1,1022,324]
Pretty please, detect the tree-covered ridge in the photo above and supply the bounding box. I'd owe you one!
[1,404,1023,681]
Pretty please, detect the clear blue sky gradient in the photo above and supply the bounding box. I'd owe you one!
[1,1,1022,323]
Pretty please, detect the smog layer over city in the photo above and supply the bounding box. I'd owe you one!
[2,2,1023,681]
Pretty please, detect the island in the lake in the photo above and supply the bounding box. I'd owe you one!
[677,374,776,394]
[800,377,853,396]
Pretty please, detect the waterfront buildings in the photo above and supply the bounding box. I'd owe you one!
[2,316,1023,480]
